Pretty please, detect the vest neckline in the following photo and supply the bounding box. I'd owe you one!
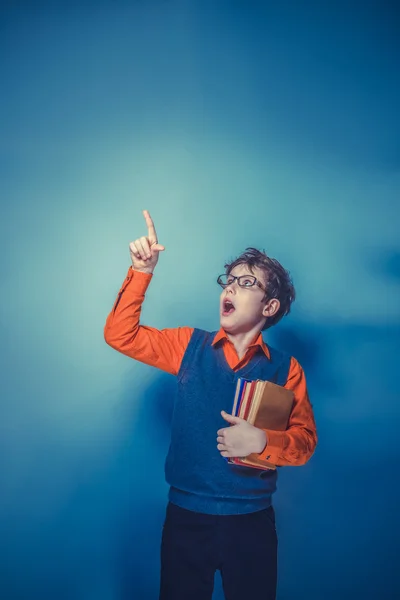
[214,342,265,379]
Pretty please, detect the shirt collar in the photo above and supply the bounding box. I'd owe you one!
[211,328,271,360]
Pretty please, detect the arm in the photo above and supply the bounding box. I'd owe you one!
[256,357,317,466]
[104,210,193,376]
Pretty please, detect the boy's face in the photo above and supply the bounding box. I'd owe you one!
[220,263,276,334]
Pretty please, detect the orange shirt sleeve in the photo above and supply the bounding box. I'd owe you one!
[257,357,318,467]
[104,267,193,376]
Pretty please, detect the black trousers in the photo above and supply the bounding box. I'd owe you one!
[159,502,277,600]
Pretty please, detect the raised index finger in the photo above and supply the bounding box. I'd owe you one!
[143,210,158,244]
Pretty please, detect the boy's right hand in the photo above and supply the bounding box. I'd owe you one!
[129,210,165,274]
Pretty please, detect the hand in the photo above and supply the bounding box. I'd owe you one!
[217,411,267,458]
[129,210,165,273]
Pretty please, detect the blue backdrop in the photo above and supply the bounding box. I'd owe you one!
[1,1,399,599]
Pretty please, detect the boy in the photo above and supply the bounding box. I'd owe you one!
[104,210,317,600]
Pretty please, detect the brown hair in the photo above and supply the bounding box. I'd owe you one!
[224,247,296,330]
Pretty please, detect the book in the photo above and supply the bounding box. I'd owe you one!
[228,378,294,470]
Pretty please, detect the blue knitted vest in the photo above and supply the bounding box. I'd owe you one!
[165,328,291,515]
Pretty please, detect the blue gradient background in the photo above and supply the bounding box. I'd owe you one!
[1,1,399,599]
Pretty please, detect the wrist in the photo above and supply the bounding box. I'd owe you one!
[132,267,154,275]
[254,429,267,454]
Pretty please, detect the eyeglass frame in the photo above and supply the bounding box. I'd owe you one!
[217,273,268,295]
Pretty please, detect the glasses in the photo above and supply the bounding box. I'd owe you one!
[217,274,267,293]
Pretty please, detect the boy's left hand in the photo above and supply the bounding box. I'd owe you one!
[217,411,267,458]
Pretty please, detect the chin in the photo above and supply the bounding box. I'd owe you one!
[220,318,237,333]
[220,317,231,330]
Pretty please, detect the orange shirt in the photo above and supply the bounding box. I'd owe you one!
[104,267,317,467]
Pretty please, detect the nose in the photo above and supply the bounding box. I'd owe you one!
[225,281,237,294]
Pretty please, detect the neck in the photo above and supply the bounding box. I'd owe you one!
[225,326,263,360]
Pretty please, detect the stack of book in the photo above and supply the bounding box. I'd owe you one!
[229,378,294,470]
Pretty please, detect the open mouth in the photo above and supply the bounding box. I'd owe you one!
[222,298,235,316]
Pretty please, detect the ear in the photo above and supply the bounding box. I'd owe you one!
[263,298,280,318]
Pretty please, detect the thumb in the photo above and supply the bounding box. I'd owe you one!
[221,410,243,425]
[152,244,165,252]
